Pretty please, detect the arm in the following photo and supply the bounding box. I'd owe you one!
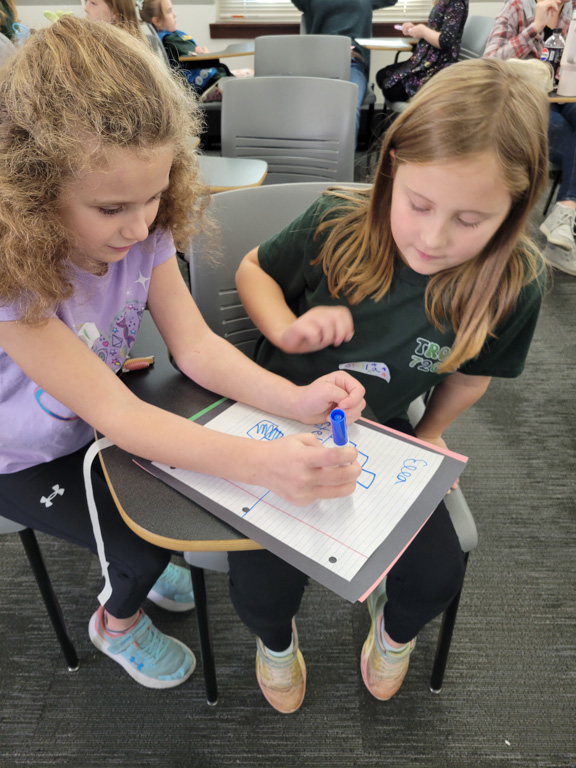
[236,247,355,354]
[150,255,361,419]
[413,372,492,446]
[403,0,467,50]
[0,257,365,505]
[403,23,441,49]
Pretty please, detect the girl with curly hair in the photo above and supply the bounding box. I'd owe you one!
[0,17,364,689]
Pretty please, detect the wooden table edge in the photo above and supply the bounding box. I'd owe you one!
[98,444,262,553]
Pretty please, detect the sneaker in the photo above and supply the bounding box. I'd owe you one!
[539,203,576,251]
[544,244,576,275]
[255,620,306,714]
[147,563,195,612]
[360,579,416,700]
[199,81,223,103]
[89,606,196,689]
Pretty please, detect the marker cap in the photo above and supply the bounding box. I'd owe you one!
[330,408,349,446]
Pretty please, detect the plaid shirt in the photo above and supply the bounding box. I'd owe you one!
[484,0,576,60]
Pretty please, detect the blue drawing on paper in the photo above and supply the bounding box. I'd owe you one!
[312,422,376,489]
[247,420,284,441]
[356,449,376,489]
[240,419,376,518]
[394,457,428,484]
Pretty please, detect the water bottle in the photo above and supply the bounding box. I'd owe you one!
[541,28,566,80]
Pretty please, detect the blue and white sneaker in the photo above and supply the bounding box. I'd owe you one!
[89,606,196,689]
[147,563,195,612]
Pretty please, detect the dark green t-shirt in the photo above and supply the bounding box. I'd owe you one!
[255,195,544,424]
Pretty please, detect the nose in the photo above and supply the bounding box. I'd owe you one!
[120,211,150,243]
[421,216,449,251]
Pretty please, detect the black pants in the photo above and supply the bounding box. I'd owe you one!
[375,65,410,103]
[0,443,171,618]
[228,419,466,650]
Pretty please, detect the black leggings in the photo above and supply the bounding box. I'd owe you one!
[0,443,171,618]
[228,419,466,650]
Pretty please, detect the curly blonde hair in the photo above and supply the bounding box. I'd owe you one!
[0,15,207,324]
[313,58,549,373]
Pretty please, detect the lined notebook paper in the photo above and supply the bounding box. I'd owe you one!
[137,401,467,602]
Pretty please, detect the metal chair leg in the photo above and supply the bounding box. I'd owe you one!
[18,528,79,671]
[543,171,561,216]
[429,551,469,694]
[189,565,218,706]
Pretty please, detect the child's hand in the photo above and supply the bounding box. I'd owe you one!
[402,22,415,36]
[414,433,459,491]
[534,0,563,31]
[279,306,354,354]
[195,45,210,54]
[291,371,366,425]
[405,23,427,39]
[259,433,360,506]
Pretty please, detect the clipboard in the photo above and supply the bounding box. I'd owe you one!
[135,400,467,602]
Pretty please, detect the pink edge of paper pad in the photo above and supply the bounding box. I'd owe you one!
[357,513,433,602]
[358,416,469,463]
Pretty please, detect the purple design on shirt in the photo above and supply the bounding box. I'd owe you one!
[92,303,145,369]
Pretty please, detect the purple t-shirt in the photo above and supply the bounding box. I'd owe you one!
[0,228,175,473]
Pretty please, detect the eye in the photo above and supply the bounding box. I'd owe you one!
[99,207,122,216]
[409,201,429,213]
[457,218,481,229]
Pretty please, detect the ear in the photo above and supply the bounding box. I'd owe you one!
[151,15,161,27]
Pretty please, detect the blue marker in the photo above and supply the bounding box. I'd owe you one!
[330,408,349,447]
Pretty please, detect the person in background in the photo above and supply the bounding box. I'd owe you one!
[84,0,144,39]
[375,0,468,103]
[0,0,17,40]
[484,0,576,274]
[291,0,398,143]
[234,58,548,714]
[140,0,236,102]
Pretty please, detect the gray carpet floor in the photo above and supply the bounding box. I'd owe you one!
[0,162,575,768]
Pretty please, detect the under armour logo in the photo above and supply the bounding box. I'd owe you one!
[40,485,65,507]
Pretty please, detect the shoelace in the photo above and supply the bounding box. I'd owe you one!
[109,615,171,661]
[555,207,575,226]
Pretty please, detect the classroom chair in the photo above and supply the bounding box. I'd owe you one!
[254,34,375,150]
[254,34,351,80]
[458,15,495,61]
[297,18,378,149]
[543,161,562,216]
[0,515,79,671]
[139,21,170,67]
[220,76,356,184]
[184,181,479,703]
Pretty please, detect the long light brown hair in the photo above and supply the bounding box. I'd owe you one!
[139,0,164,28]
[0,15,207,324]
[314,58,549,373]
[95,0,144,39]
